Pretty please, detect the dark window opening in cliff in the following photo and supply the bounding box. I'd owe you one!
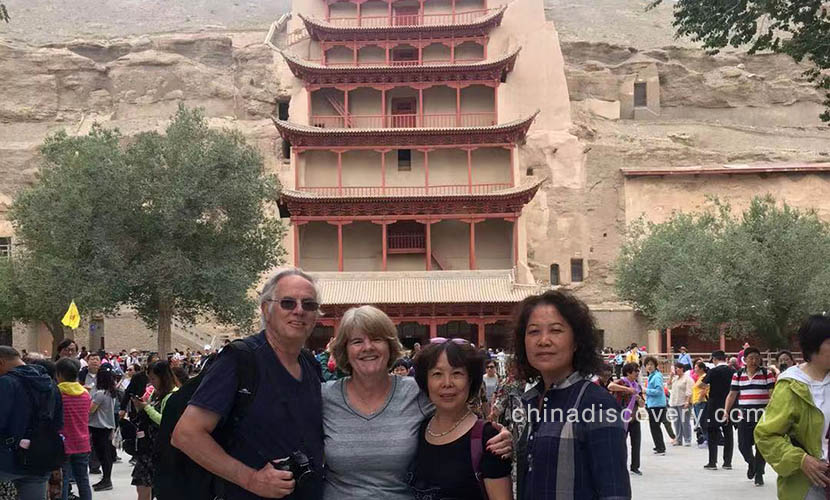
[570,258,584,282]
[526,167,534,176]
[550,263,560,286]
[282,139,291,160]
[398,149,412,171]
[634,82,647,108]
[0,237,10,258]
[0,324,11,346]
[278,101,290,120]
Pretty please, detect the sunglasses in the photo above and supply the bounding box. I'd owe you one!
[268,298,319,312]
[430,337,469,345]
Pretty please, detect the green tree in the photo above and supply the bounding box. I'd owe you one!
[2,126,130,353]
[5,106,285,355]
[649,0,830,123]
[616,196,830,347]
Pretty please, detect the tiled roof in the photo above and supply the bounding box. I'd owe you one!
[298,6,507,41]
[281,47,520,74]
[311,269,541,305]
[621,162,830,177]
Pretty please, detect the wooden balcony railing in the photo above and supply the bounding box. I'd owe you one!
[298,184,511,196]
[312,58,485,67]
[327,8,497,28]
[310,112,496,129]
[388,232,425,250]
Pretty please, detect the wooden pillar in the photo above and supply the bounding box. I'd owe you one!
[419,0,424,23]
[381,88,387,127]
[326,3,331,21]
[469,221,476,270]
[418,43,423,65]
[337,151,343,194]
[388,0,392,24]
[483,37,488,59]
[337,223,344,272]
[353,43,358,65]
[357,2,362,26]
[307,88,313,125]
[452,0,456,23]
[381,223,388,271]
[455,86,461,126]
[450,41,455,64]
[380,150,386,193]
[477,321,485,348]
[512,218,518,267]
[294,149,301,190]
[666,328,672,356]
[418,87,424,126]
[425,222,432,271]
[344,89,350,127]
[493,85,498,124]
[423,149,429,193]
[429,320,437,339]
[293,221,300,267]
[466,148,473,192]
[509,145,515,185]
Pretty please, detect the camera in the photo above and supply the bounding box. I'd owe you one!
[272,450,318,497]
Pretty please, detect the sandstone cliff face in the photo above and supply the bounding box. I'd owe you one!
[0,32,290,209]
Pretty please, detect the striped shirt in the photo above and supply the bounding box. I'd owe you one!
[730,367,776,408]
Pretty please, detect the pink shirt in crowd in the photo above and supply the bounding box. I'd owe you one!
[60,391,92,455]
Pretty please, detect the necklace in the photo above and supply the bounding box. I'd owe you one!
[427,409,472,438]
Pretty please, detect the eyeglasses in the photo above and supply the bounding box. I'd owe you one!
[267,298,319,312]
[486,365,496,369]
[429,337,469,345]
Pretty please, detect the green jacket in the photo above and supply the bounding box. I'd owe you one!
[754,377,824,500]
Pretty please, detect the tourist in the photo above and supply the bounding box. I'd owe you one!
[173,268,327,499]
[322,305,512,500]
[88,366,118,491]
[691,361,710,447]
[608,362,644,476]
[131,360,180,499]
[0,346,63,500]
[55,357,92,500]
[668,361,694,446]
[409,339,512,499]
[55,339,79,361]
[772,350,795,377]
[391,358,410,377]
[489,364,526,438]
[724,345,775,486]
[702,350,735,471]
[676,346,692,368]
[482,359,500,413]
[756,315,830,499]
[644,356,673,455]
[78,352,100,392]
[512,290,630,499]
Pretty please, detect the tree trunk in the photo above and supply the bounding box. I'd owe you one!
[158,297,173,356]
[46,319,65,358]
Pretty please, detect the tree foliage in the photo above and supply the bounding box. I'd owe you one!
[616,196,830,347]
[649,0,830,123]
[0,4,9,23]
[3,105,285,354]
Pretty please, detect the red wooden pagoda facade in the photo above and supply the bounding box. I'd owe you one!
[274,0,542,349]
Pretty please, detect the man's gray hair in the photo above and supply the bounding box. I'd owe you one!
[259,267,320,330]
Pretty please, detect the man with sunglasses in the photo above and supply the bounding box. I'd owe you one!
[173,268,325,500]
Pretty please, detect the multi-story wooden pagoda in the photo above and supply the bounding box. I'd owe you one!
[271,0,543,349]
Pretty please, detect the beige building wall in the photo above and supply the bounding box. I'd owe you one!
[343,222,383,271]
[387,150,428,186]
[359,46,386,64]
[475,219,513,269]
[431,220,472,270]
[362,1,387,18]
[341,150,383,186]
[325,45,352,65]
[455,42,484,61]
[423,43,451,62]
[624,172,830,225]
[299,222,338,271]
[471,148,511,184]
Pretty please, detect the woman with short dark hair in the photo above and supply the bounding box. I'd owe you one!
[756,314,830,500]
[409,340,512,499]
[512,290,630,499]
[88,366,118,491]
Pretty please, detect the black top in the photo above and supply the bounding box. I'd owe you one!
[411,420,511,500]
[703,364,736,415]
[189,332,324,500]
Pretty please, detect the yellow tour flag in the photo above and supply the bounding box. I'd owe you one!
[61,300,80,329]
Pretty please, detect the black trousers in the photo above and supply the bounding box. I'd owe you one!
[738,418,766,475]
[647,407,669,453]
[628,420,641,471]
[89,426,115,482]
[707,421,734,467]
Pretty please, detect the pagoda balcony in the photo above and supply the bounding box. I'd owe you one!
[310,57,484,67]
[326,8,498,28]
[297,183,511,196]
[310,112,496,129]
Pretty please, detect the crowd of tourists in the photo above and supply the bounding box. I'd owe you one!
[1,266,829,500]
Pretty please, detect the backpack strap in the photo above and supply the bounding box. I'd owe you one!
[470,419,488,500]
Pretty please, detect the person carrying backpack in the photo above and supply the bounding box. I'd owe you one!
[0,346,65,500]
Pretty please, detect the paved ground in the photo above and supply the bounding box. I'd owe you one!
[91,426,777,499]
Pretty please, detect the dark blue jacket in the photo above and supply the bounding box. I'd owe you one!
[0,364,63,475]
